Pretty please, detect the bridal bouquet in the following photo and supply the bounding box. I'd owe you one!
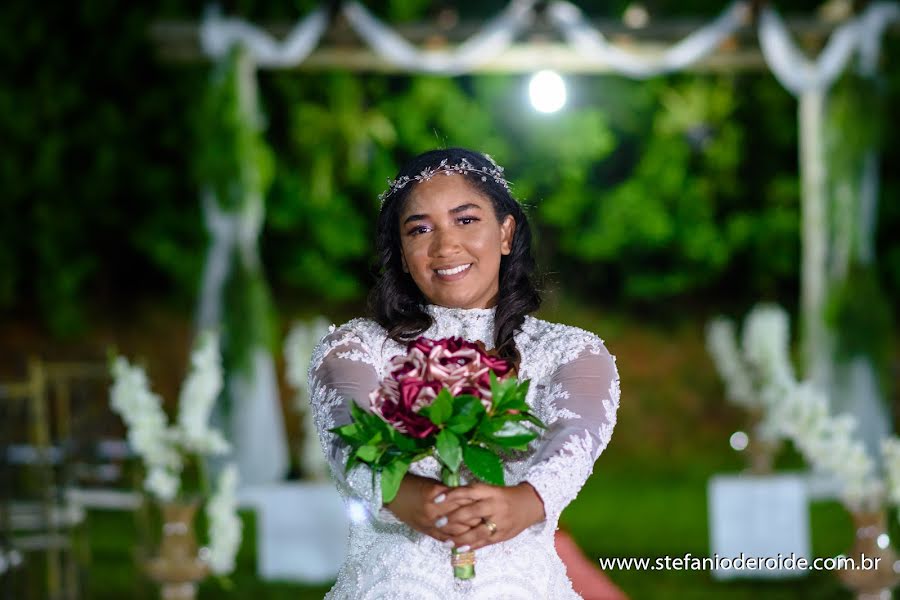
[331,336,545,580]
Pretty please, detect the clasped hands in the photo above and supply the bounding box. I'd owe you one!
[384,473,546,553]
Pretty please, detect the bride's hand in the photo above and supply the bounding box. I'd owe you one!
[384,473,476,543]
[438,482,546,552]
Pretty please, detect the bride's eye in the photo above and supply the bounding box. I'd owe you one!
[458,217,479,225]
[408,225,429,236]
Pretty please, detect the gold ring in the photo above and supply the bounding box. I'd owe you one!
[482,518,497,535]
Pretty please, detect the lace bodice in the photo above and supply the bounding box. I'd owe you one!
[307,304,620,599]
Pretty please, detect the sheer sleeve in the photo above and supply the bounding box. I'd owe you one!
[522,338,620,536]
[307,324,402,524]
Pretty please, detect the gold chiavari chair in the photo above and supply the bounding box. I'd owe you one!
[37,358,154,598]
[0,362,83,600]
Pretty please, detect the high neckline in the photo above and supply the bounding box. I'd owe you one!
[424,303,497,318]
[422,303,497,347]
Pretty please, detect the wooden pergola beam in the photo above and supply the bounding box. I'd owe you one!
[148,14,899,73]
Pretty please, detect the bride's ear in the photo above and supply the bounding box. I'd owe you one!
[500,215,516,256]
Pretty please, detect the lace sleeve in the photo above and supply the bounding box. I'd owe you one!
[522,338,620,536]
[307,325,402,524]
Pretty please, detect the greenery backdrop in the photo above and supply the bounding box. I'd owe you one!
[2,1,899,337]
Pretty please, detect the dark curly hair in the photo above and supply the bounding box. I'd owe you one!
[366,147,542,368]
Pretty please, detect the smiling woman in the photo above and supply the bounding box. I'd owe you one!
[369,148,540,368]
[307,147,622,599]
[398,178,516,311]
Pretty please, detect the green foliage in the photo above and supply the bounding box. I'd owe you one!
[825,263,894,377]
[3,2,900,334]
[539,77,744,299]
[331,371,544,502]
[196,46,275,212]
[264,73,396,302]
[826,73,884,181]
[196,45,279,375]
[221,258,278,370]
[822,71,894,395]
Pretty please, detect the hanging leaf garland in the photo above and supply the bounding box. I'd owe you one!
[195,44,278,378]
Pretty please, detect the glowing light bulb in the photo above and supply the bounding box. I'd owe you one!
[529,70,567,113]
[729,431,749,451]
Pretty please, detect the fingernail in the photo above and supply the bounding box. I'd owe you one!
[435,516,448,528]
[456,545,471,552]
[442,540,454,549]
[434,493,447,504]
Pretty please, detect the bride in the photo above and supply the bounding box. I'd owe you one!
[308,147,620,599]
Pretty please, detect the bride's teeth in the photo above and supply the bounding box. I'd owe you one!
[436,264,471,275]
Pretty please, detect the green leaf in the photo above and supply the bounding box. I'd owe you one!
[349,401,373,426]
[462,444,504,485]
[491,420,534,439]
[513,412,548,429]
[330,423,365,445]
[387,428,419,452]
[489,373,520,412]
[330,422,359,437]
[446,396,485,434]
[356,445,379,462]
[427,388,453,425]
[436,429,462,472]
[380,459,411,504]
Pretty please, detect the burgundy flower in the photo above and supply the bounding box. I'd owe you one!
[369,336,516,439]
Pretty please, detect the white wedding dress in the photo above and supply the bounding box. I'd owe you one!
[308,303,620,599]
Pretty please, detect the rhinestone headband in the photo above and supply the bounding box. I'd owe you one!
[378,156,511,205]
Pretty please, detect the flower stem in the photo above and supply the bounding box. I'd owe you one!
[442,468,474,580]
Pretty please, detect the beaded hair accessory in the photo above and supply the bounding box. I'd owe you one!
[378,155,511,205]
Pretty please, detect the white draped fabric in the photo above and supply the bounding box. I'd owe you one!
[197,1,899,84]
[342,0,536,74]
[547,1,750,78]
[200,6,328,68]
[758,7,860,95]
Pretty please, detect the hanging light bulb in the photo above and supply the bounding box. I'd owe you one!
[623,3,650,28]
[528,70,567,113]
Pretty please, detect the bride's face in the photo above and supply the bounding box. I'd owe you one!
[398,174,515,310]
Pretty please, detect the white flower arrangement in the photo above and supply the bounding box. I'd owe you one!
[204,464,242,575]
[110,331,242,575]
[709,303,894,513]
[705,318,755,410]
[284,316,332,480]
[881,438,900,508]
[705,307,781,443]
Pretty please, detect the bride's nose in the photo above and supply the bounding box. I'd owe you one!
[429,227,463,257]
